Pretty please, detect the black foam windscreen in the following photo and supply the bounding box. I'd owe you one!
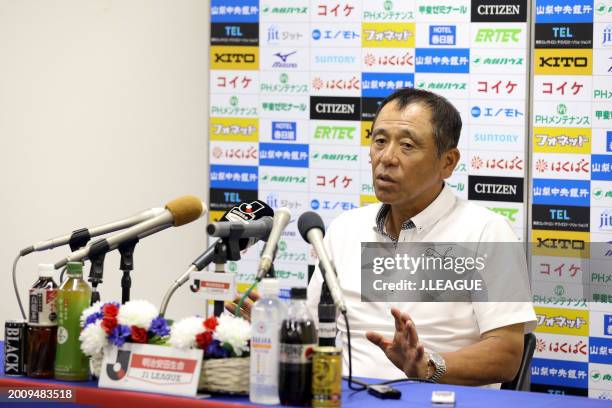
[297,211,325,242]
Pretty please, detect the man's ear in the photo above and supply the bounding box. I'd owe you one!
[441,148,460,179]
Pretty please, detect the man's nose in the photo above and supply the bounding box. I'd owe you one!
[379,143,399,166]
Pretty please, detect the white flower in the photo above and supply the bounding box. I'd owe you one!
[214,313,251,356]
[79,321,108,356]
[117,300,158,329]
[80,301,102,327]
[168,317,205,350]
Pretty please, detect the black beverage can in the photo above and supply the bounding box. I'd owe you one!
[4,320,28,376]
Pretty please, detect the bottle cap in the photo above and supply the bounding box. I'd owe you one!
[290,287,307,300]
[258,278,280,298]
[38,264,55,278]
[66,262,83,276]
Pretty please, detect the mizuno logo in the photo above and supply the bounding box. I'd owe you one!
[274,51,296,62]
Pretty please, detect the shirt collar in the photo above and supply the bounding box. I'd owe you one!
[373,183,456,238]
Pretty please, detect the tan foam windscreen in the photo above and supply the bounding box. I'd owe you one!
[165,195,203,226]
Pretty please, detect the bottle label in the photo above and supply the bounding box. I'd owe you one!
[280,343,316,364]
[319,322,337,339]
[57,326,68,344]
[28,288,58,326]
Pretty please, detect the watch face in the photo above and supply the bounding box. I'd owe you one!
[430,352,445,367]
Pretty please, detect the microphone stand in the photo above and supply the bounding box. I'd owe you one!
[60,228,92,283]
[118,238,139,304]
[87,240,110,305]
[212,232,242,317]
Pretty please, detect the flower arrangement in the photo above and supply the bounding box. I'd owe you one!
[79,300,171,375]
[168,313,251,358]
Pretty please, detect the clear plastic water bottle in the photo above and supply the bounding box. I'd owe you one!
[249,278,285,405]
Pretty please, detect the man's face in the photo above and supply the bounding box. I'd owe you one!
[370,101,455,210]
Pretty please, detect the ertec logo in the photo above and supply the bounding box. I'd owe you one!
[474,28,522,43]
[313,125,356,140]
[535,49,592,75]
[211,46,259,70]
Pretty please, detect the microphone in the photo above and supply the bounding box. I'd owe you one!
[159,200,274,316]
[54,195,205,269]
[298,211,346,313]
[20,207,167,255]
[256,207,292,280]
[207,217,273,242]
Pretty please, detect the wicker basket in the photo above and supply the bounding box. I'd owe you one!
[198,357,250,394]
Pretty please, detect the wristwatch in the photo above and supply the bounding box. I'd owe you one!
[426,351,446,383]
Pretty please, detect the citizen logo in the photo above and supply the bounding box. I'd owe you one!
[315,103,355,114]
[539,56,588,67]
[536,238,585,250]
[214,53,255,63]
[475,183,517,195]
[477,4,520,15]
[468,175,523,203]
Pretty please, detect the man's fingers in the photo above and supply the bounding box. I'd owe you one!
[224,301,252,322]
[248,290,261,302]
[415,343,425,361]
[225,302,236,315]
[366,331,391,350]
[390,308,404,332]
[405,320,419,347]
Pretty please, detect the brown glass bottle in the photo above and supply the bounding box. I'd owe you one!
[27,264,59,378]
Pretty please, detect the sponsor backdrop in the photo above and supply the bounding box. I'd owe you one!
[207,0,611,399]
[530,0,612,400]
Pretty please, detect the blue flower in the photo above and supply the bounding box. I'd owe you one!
[84,311,104,328]
[109,324,131,347]
[205,340,230,359]
[149,316,170,337]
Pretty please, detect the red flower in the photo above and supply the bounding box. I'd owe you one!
[103,303,119,317]
[203,316,218,331]
[131,326,148,343]
[101,316,118,334]
[195,331,213,349]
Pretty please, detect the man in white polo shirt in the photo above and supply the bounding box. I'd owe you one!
[305,88,536,386]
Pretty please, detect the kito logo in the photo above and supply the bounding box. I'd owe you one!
[211,46,259,70]
[540,56,587,67]
[215,53,255,63]
[535,49,592,75]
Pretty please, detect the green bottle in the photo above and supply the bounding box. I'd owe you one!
[54,262,91,381]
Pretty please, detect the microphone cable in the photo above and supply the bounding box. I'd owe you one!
[12,252,26,319]
[341,310,433,394]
